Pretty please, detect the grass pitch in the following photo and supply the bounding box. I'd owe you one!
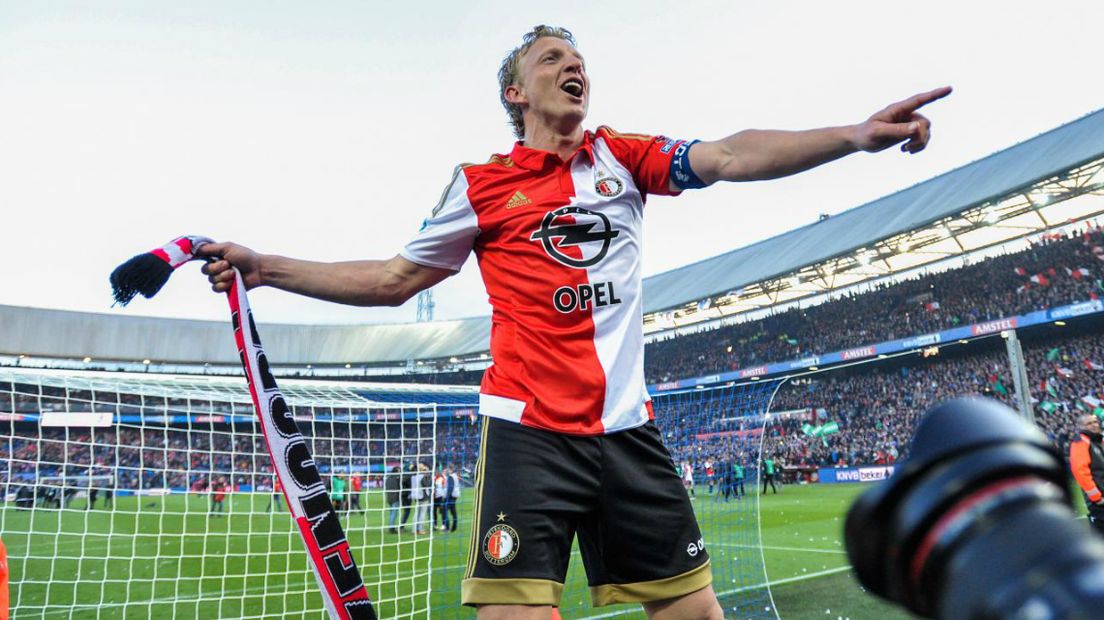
[2,484,912,619]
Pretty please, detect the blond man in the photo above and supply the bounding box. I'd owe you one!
[199,25,948,619]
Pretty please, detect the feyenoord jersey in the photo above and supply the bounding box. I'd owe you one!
[401,127,690,435]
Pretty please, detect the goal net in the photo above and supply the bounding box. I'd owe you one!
[430,379,784,619]
[0,368,439,619]
[2,367,783,619]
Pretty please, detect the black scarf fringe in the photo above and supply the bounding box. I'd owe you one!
[109,253,174,306]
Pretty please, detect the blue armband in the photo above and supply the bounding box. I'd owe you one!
[670,139,707,190]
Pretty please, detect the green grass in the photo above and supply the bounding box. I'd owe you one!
[759,484,911,620]
[2,484,915,619]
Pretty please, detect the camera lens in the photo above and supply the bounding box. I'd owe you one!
[846,397,1104,619]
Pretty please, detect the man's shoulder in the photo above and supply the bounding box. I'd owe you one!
[460,153,520,175]
[593,125,656,142]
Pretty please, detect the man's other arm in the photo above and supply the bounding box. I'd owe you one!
[197,242,453,307]
[677,86,952,188]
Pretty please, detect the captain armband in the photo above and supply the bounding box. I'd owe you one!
[670,140,707,190]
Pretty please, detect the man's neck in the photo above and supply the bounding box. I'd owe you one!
[522,124,585,161]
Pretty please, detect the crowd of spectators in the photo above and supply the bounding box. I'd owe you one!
[645,226,1104,384]
[746,329,1104,473]
[1,415,439,493]
[4,328,1101,496]
[301,226,1104,388]
[649,329,1104,486]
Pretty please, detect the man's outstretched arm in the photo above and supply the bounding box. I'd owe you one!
[681,86,952,187]
[196,242,454,307]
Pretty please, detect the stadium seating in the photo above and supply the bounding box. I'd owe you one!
[646,227,1104,384]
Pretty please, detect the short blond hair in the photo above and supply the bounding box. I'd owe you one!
[498,25,577,140]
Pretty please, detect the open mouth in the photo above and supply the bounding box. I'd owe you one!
[560,78,584,98]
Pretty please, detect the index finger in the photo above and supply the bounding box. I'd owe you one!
[891,86,953,115]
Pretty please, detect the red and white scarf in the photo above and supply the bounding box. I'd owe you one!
[111,236,376,620]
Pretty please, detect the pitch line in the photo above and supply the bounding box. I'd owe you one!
[28,563,465,617]
[575,566,853,619]
[716,565,852,595]
[26,562,848,618]
[713,541,847,554]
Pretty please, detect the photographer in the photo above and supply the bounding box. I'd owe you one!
[1070,414,1104,535]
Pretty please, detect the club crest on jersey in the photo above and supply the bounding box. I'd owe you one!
[482,524,520,566]
[529,206,620,269]
[594,172,624,198]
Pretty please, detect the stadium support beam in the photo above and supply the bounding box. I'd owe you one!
[416,289,435,323]
[1004,330,1035,424]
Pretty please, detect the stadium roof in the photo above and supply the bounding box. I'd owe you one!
[0,367,477,407]
[3,109,1103,366]
[642,108,1104,314]
[0,304,490,366]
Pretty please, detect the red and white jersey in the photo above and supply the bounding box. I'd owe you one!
[401,126,690,435]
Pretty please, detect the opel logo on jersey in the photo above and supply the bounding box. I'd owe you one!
[686,538,705,558]
[595,173,624,198]
[529,206,620,269]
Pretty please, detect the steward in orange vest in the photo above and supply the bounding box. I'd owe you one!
[1070,414,1104,535]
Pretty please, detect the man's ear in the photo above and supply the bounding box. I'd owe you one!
[504,83,527,106]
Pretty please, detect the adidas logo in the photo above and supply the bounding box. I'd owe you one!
[505,191,531,209]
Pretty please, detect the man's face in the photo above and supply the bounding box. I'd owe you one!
[1084,416,1102,433]
[512,37,588,135]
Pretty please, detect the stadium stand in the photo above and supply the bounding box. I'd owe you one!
[764,326,1104,469]
[1,421,450,494]
[645,226,1104,384]
[5,325,1099,498]
[1,373,476,495]
[640,107,1104,322]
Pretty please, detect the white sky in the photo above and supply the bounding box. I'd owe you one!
[1,1,1100,325]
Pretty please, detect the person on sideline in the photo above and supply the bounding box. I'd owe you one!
[444,465,461,533]
[1071,414,1104,535]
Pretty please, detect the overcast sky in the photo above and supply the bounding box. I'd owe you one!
[1,1,1100,326]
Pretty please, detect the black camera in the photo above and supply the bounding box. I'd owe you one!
[845,397,1104,619]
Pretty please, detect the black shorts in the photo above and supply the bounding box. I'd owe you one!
[461,417,711,607]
